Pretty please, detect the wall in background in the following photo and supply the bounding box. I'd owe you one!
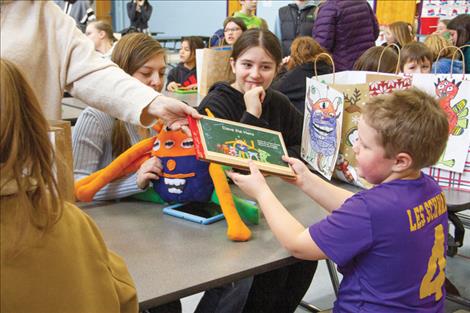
[112,0,292,37]
[113,1,226,36]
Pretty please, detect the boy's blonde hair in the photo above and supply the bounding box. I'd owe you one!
[399,42,433,72]
[362,88,448,170]
[424,34,454,61]
[0,58,64,257]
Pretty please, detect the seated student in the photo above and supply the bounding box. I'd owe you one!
[353,46,399,73]
[209,17,247,51]
[166,36,205,92]
[0,58,137,312]
[85,20,117,59]
[233,0,268,30]
[196,29,317,313]
[271,36,332,114]
[223,17,247,46]
[424,34,463,74]
[228,87,449,313]
[447,14,470,74]
[400,42,433,74]
[434,19,451,40]
[383,21,414,50]
[73,33,166,201]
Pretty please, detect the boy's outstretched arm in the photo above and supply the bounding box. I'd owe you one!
[283,156,353,213]
[226,162,328,261]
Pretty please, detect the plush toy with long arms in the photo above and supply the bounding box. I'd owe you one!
[75,119,258,242]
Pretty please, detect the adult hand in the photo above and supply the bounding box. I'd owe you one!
[136,156,163,189]
[167,81,181,92]
[226,161,269,200]
[146,95,202,132]
[244,86,265,118]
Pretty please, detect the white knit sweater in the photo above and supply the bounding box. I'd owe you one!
[0,0,158,126]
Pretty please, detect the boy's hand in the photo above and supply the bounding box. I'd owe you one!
[136,156,163,189]
[226,161,269,200]
[282,155,311,189]
[167,82,181,92]
[244,86,265,118]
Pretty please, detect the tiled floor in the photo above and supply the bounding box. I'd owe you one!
[180,221,470,313]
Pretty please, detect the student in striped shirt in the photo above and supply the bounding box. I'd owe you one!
[73,33,166,201]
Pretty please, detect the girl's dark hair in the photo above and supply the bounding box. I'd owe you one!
[223,17,247,32]
[353,46,399,73]
[399,42,433,72]
[447,14,470,47]
[181,36,205,63]
[231,29,282,68]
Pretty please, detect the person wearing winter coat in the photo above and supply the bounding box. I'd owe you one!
[312,0,379,71]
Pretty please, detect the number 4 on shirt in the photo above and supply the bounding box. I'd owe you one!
[419,224,446,301]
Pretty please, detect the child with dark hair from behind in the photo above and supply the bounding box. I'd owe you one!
[0,58,137,312]
[353,46,399,73]
[228,87,450,313]
[166,36,205,92]
[400,42,433,74]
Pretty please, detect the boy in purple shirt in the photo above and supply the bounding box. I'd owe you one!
[227,88,450,313]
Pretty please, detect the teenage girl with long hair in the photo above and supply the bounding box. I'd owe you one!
[0,58,137,312]
[73,33,167,200]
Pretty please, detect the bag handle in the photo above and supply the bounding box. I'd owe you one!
[208,33,225,49]
[433,45,460,75]
[314,52,335,84]
[452,44,469,78]
[378,43,401,74]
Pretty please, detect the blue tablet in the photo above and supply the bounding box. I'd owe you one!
[162,202,225,225]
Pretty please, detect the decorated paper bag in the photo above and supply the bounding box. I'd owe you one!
[48,120,75,202]
[412,74,470,173]
[316,71,407,188]
[411,73,470,190]
[301,78,344,180]
[196,48,235,97]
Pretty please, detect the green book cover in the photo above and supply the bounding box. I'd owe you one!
[189,116,294,178]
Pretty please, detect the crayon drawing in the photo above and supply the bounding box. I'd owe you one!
[301,78,344,179]
[413,75,470,173]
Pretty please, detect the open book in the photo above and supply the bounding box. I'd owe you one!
[188,116,295,178]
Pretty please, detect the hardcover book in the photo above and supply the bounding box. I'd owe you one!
[188,116,295,178]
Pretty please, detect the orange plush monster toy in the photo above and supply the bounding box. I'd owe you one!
[75,119,257,242]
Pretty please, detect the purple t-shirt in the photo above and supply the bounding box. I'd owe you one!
[309,174,448,313]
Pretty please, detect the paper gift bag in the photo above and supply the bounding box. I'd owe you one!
[301,78,344,180]
[316,71,405,188]
[410,73,470,190]
[48,120,75,203]
[412,73,470,173]
[196,48,235,97]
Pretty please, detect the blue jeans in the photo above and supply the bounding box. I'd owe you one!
[195,277,254,313]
